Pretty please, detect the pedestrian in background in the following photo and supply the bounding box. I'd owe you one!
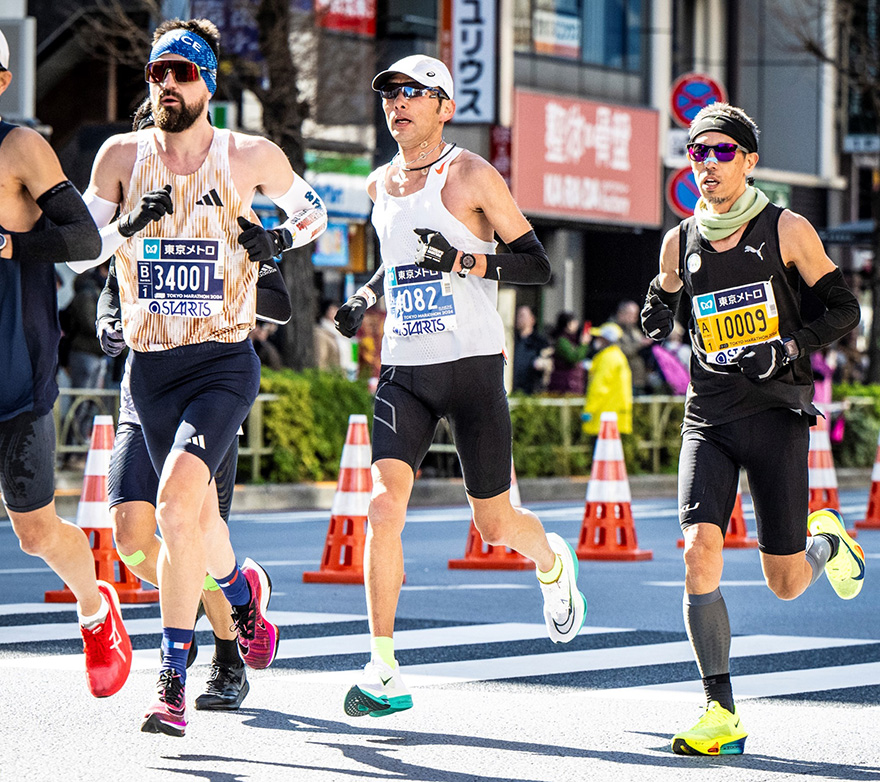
[547,311,589,394]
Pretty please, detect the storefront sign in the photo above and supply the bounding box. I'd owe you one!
[447,0,497,124]
[511,90,660,227]
[314,0,376,36]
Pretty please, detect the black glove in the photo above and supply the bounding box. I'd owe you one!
[237,216,292,263]
[98,321,126,357]
[414,228,457,273]
[641,294,675,341]
[335,295,368,338]
[734,339,787,382]
[118,184,173,237]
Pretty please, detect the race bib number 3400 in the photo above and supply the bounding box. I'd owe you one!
[693,280,779,366]
[387,263,457,337]
[136,238,224,318]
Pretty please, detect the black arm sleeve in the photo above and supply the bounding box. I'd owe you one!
[255,260,292,324]
[11,181,101,263]
[96,257,121,329]
[483,230,551,284]
[364,265,385,300]
[790,267,860,354]
[647,275,683,311]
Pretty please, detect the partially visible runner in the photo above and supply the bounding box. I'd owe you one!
[0,27,132,699]
[335,55,587,719]
[73,19,326,736]
[640,102,862,755]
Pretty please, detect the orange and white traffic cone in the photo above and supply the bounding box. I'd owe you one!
[808,414,840,514]
[45,415,157,603]
[449,458,532,570]
[303,414,373,584]
[857,428,880,530]
[576,412,652,561]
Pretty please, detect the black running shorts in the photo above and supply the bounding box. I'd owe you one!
[129,339,259,480]
[0,410,56,513]
[108,420,238,522]
[678,407,810,555]
[372,354,512,499]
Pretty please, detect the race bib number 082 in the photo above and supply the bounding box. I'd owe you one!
[693,280,779,365]
[387,263,457,337]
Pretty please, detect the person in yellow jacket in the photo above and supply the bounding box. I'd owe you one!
[582,322,633,435]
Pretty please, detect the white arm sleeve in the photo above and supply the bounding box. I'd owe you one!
[267,173,328,249]
[67,191,127,273]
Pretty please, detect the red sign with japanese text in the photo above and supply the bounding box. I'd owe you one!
[511,90,661,227]
[315,0,376,36]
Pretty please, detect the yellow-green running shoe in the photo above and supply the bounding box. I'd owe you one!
[672,701,747,756]
[807,509,866,600]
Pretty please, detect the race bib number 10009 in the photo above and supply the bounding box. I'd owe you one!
[136,238,225,318]
[693,280,779,366]
[387,263,457,337]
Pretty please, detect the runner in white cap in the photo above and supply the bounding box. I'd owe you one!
[336,55,588,719]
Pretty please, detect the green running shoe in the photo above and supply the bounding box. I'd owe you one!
[672,701,747,756]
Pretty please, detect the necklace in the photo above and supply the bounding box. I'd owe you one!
[393,141,456,177]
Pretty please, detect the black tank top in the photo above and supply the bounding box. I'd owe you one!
[678,203,818,427]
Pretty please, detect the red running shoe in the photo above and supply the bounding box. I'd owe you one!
[231,558,279,670]
[80,581,132,698]
[141,670,186,737]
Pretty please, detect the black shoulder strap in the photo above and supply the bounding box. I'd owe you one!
[0,120,18,148]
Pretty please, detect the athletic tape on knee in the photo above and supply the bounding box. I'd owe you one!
[118,549,146,567]
[203,574,221,591]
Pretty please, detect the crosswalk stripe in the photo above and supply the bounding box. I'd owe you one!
[280,633,874,687]
[0,610,365,644]
[603,662,880,702]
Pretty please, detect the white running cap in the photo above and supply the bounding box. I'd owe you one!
[372,55,454,100]
[0,29,10,71]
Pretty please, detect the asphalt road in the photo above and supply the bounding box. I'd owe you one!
[1,490,878,782]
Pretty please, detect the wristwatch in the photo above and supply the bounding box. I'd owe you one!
[458,252,476,278]
[0,233,8,254]
[781,337,799,364]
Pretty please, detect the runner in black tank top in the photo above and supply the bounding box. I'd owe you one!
[639,103,861,756]
[0,27,133,702]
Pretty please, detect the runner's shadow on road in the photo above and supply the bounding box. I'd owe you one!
[151,709,880,781]
[634,732,880,780]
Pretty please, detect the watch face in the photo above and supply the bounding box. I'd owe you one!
[461,253,476,269]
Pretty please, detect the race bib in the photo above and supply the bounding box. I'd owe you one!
[386,263,457,337]
[693,280,779,366]
[136,238,225,318]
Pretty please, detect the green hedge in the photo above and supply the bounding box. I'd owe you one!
[832,385,880,468]
[258,368,373,482]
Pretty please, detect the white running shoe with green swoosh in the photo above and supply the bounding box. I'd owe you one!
[344,659,413,718]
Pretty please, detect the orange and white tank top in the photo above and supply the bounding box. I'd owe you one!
[115,128,257,351]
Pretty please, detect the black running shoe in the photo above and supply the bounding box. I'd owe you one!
[194,660,249,711]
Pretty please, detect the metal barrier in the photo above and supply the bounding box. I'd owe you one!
[58,389,870,480]
[55,389,278,480]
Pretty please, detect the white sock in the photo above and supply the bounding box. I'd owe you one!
[78,595,110,628]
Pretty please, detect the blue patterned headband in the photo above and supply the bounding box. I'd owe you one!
[149,29,217,95]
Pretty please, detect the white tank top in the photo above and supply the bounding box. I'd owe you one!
[371,146,504,366]
[115,128,256,352]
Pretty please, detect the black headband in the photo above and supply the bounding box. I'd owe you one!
[688,114,758,153]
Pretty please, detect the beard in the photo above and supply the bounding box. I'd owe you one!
[153,92,206,133]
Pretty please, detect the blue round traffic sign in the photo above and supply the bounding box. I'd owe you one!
[666,166,700,219]
[670,73,727,128]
